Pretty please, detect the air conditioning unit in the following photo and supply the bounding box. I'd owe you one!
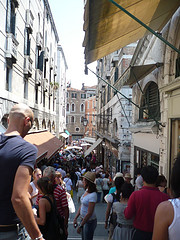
[24,56,33,77]
[26,9,34,33]
[44,46,49,60]
[35,69,42,86]
[36,32,43,48]
[49,57,54,69]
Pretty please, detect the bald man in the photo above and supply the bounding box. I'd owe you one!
[0,104,43,240]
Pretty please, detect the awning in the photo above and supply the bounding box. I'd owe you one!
[81,137,96,144]
[84,138,103,157]
[65,130,71,136]
[60,132,69,139]
[83,0,180,64]
[114,63,163,89]
[24,130,63,163]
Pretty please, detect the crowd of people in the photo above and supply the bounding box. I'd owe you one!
[1,103,180,240]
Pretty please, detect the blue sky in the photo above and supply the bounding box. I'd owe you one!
[48,0,97,89]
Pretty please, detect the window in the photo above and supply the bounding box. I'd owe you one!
[66,116,68,124]
[80,104,84,112]
[75,127,80,132]
[36,48,43,71]
[71,93,77,98]
[6,61,12,91]
[24,77,28,99]
[66,103,70,112]
[80,116,84,123]
[6,0,17,35]
[66,92,69,98]
[71,116,75,123]
[139,82,160,121]
[43,91,45,107]
[114,67,119,83]
[87,101,89,109]
[24,28,31,56]
[175,54,180,78]
[48,95,50,110]
[81,93,86,99]
[35,85,38,104]
[71,103,75,112]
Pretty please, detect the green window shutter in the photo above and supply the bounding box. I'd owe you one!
[38,51,44,71]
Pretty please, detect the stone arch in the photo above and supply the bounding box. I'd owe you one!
[52,121,55,133]
[48,120,51,132]
[33,118,39,130]
[42,119,46,129]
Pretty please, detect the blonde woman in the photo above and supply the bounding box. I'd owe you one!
[28,168,42,205]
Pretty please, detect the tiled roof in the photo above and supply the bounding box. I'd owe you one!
[24,130,63,163]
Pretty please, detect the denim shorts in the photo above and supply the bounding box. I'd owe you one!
[0,225,30,240]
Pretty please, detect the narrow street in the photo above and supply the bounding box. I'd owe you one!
[68,191,108,240]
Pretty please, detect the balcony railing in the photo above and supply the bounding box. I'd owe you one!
[6,33,19,63]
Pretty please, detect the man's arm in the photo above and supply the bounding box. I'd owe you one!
[11,166,43,240]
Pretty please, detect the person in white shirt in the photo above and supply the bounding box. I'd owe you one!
[64,173,73,194]
[73,172,97,240]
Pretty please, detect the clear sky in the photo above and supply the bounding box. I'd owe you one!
[48,0,97,89]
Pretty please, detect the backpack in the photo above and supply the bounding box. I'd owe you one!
[40,196,63,240]
[109,193,118,227]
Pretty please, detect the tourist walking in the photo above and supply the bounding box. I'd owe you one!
[112,182,134,240]
[152,154,180,240]
[73,171,97,240]
[0,103,42,240]
[28,168,42,206]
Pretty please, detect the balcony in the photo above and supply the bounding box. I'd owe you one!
[24,56,33,77]
[44,46,49,60]
[49,57,54,69]
[6,33,19,63]
[35,69,42,86]
[26,9,34,33]
[43,78,48,92]
[106,71,111,79]
[36,32,43,49]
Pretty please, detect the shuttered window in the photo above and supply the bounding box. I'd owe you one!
[24,28,31,55]
[139,82,160,121]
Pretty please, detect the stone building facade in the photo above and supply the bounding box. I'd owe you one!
[0,0,67,137]
[96,43,136,173]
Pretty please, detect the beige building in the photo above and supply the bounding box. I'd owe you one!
[0,0,67,138]
[66,87,86,141]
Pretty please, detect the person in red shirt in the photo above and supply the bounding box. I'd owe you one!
[124,166,169,240]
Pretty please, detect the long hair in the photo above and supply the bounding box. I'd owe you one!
[37,177,54,196]
[114,176,124,201]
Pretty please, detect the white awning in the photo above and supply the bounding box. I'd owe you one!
[84,138,103,157]
[83,0,180,64]
[60,132,69,139]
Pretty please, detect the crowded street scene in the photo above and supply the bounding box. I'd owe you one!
[1,0,180,240]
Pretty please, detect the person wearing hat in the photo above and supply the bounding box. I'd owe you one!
[73,171,97,240]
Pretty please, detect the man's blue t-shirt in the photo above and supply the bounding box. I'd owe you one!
[0,134,37,225]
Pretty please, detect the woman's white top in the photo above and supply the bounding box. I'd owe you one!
[168,198,180,240]
[102,178,109,190]
[64,177,72,191]
[80,192,97,220]
[30,181,38,205]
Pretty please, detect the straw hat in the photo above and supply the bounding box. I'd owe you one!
[83,171,96,184]
[113,172,123,181]
[124,173,132,179]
